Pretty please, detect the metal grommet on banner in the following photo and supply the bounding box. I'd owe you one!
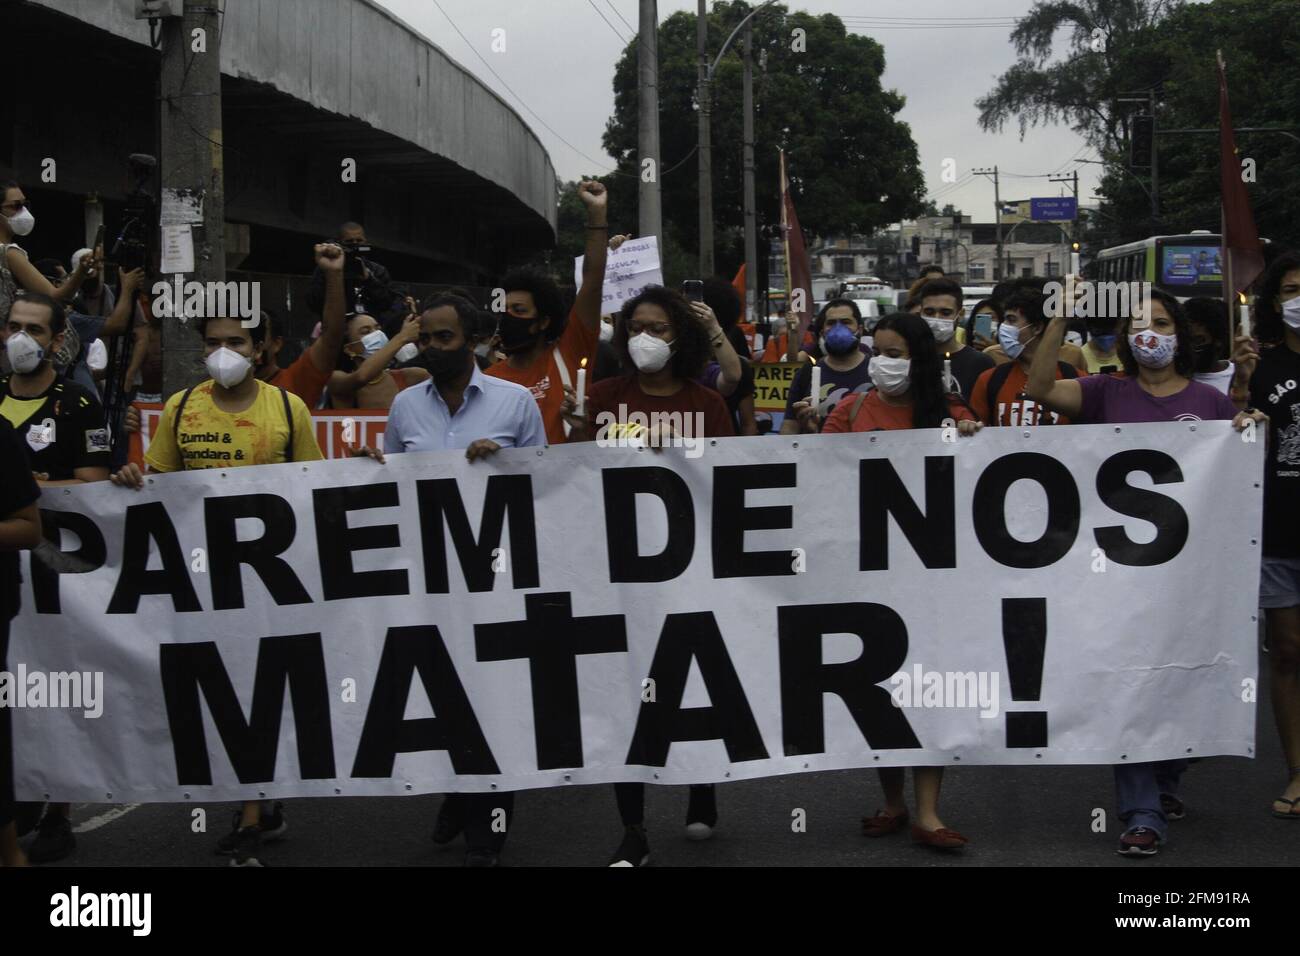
[1035,754,1042,759]
[183,793,190,799]
[536,450,543,457]
[870,436,877,443]
[1113,426,1122,433]
[490,783,497,790]
[106,792,112,799]
[792,442,798,449]
[1189,424,1197,432]
[564,774,571,782]
[405,783,412,791]
[258,791,265,798]
[710,439,717,447]
[334,788,341,795]
[1022,431,1030,438]
[724,772,731,778]
[653,773,660,780]
[1120,753,1128,760]
[1251,538,1258,545]
[63,489,71,495]
[302,466,308,472]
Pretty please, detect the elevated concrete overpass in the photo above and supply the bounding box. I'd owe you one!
[5,0,558,290]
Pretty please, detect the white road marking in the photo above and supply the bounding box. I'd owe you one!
[73,804,142,834]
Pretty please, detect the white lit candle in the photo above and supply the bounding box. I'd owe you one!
[1239,294,1252,340]
[944,352,953,393]
[1070,251,1081,275]
[575,357,588,417]
[808,359,821,416]
[753,332,764,354]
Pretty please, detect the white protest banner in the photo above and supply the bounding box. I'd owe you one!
[9,424,1262,802]
[575,235,664,314]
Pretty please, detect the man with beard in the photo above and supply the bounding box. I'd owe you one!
[485,181,608,442]
[374,290,543,867]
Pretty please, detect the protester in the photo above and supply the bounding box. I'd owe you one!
[258,247,349,406]
[305,221,399,323]
[69,248,116,319]
[0,417,41,867]
[1184,296,1234,394]
[1,183,97,314]
[110,302,329,867]
[783,298,871,434]
[1023,288,1264,856]
[964,297,1002,352]
[1,292,111,863]
[378,280,545,867]
[327,306,425,410]
[916,277,993,398]
[1244,250,1300,820]
[568,285,733,866]
[821,311,979,851]
[1079,315,1122,373]
[970,287,1083,427]
[485,180,608,443]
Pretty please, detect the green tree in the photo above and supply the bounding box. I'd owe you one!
[601,2,925,279]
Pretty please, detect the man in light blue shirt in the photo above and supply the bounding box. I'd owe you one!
[383,293,545,459]
[370,292,542,867]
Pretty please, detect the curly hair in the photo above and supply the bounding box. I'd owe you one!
[1254,250,1300,346]
[611,285,712,382]
[872,311,947,429]
[1115,288,1196,379]
[500,268,567,343]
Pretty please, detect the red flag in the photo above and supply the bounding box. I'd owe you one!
[731,263,746,314]
[1219,51,1264,297]
[780,150,814,359]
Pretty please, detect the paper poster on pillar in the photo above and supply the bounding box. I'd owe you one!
[8,424,1263,802]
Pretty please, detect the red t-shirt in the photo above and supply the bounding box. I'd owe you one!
[970,361,1084,426]
[586,374,735,439]
[269,349,331,409]
[485,307,597,444]
[822,389,974,433]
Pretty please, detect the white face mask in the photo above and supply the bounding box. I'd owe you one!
[924,316,956,343]
[5,207,35,237]
[205,346,253,388]
[5,331,45,374]
[628,332,672,373]
[1282,297,1300,331]
[998,321,1038,360]
[1127,330,1177,369]
[396,342,419,363]
[599,321,615,342]
[868,355,911,396]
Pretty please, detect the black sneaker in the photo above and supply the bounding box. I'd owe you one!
[608,825,650,867]
[214,803,287,856]
[229,826,263,867]
[684,785,717,841]
[1160,793,1186,821]
[1117,826,1162,857]
[432,800,463,847]
[26,814,75,864]
[463,848,499,867]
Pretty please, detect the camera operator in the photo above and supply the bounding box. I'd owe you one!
[305,221,398,322]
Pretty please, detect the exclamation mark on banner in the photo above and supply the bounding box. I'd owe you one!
[1001,598,1048,749]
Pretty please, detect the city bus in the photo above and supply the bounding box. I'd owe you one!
[1091,231,1225,301]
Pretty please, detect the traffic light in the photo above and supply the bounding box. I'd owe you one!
[1131,115,1154,168]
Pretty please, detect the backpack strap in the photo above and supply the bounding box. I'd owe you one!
[849,390,870,429]
[552,345,573,437]
[279,386,295,463]
[983,361,1016,424]
[172,385,198,468]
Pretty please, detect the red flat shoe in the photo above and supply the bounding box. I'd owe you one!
[861,809,909,837]
[910,824,970,849]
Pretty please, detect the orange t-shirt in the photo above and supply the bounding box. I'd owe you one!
[270,349,331,409]
[485,307,597,444]
[969,361,1082,427]
[822,389,974,432]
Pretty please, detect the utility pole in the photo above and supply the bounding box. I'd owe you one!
[159,0,224,398]
[696,0,713,276]
[742,18,757,325]
[1120,90,1159,223]
[1049,168,1079,273]
[974,167,1002,279]
[638,0,663,249]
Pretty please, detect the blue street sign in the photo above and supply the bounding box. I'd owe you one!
[1030,197,1078,221]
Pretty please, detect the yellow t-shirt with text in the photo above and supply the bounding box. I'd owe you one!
[145,379,323,473]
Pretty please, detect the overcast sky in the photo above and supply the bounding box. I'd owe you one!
[374,0,1105,226]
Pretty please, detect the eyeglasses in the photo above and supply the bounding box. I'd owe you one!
[626,320,672,337]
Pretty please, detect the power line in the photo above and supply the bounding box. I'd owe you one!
[605,0,637,35]
[428,0,624,175]
[586,0,630,44]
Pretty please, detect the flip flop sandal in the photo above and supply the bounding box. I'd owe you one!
[1272,795,1300,819]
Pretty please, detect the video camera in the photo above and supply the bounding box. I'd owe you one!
[109,153,157,274]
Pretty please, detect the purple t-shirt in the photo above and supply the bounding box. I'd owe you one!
[1076,373,1237,424]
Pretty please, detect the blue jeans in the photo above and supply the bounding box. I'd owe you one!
[1114,759,1188,839]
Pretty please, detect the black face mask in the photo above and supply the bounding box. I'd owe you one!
[1192,342,1220,373]
[496,315,544,353]
[420,344,471,383]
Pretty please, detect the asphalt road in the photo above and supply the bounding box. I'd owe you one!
[22,659,1300,869]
